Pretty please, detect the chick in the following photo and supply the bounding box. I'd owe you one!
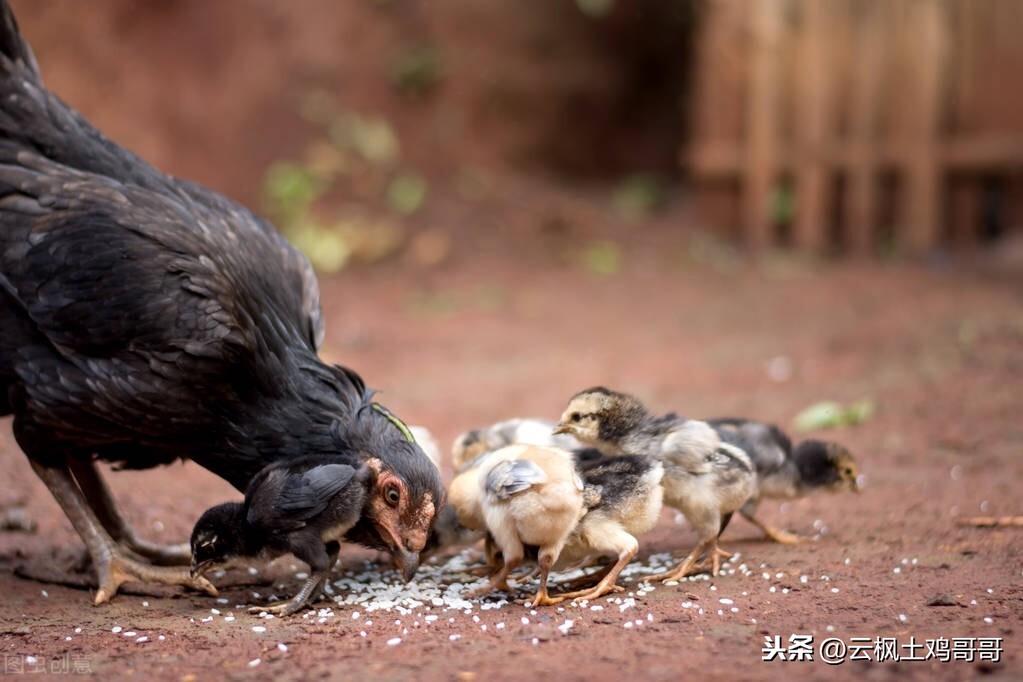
[422,501,486,559]
[408,425,441,470]
[549,454,664,603]
[447,444,586,605]
[451,418,584,470]
[191,452,435,616]
[555,387,756,582]
[708,418,861,543]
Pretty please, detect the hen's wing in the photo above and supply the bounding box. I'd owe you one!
[0,148,320,433]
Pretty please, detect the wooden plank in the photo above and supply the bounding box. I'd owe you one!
[846,0,885,256]
[743,0,785,250]
[793,0,832,251]
[686,134,1023,177]
[950,178,981,250]
[899,0,947,254]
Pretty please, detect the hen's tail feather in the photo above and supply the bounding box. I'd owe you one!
[0,0,39,78]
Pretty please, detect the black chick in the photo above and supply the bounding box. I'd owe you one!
[0,2,442,604]
[708,418,861,543]
[192,452,428,616]
[556,387,756,582]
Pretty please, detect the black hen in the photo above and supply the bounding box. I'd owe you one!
[0,1,442,604]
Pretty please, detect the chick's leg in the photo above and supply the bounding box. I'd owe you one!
[646,539,710,583]
[250,541,339,616]
[29,461,217,604]
[557,561,614,592]
[741,509,802,544]
[469,529,524,598]
[68,459,191,565]
[524,548,559,607]
[552,528,637,603]
[468,555,520,598]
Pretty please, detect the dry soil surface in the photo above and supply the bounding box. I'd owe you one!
[1,250,1021,681]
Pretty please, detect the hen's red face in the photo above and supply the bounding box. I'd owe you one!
[365,460,437,582]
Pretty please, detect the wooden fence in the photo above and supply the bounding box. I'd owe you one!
[683,0,1023,255]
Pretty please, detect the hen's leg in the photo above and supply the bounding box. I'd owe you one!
[68,459,190,565]
[30,461,216,604]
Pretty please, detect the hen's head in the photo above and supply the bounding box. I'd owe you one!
[358,442,443,582]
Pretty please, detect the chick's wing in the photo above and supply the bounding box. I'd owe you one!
[485,459,549,500]
[247,463,358,531]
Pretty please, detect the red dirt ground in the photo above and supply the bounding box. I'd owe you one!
[1,1,1021,679]
[1,244,1021,681]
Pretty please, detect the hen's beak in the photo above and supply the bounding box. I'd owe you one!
[392,547,420,583]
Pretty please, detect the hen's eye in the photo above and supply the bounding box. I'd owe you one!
[385,486,400,506]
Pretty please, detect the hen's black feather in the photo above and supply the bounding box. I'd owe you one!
[0,3,440,507]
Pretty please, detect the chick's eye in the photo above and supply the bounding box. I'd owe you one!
[385,486,401,507]
[570,412,581,422]
[844,468,854,477]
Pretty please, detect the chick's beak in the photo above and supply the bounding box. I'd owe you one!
[552,422,570,435]
[190,559,211,580]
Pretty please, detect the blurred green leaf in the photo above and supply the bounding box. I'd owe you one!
[286,223,353,274]
[473,283,506,312]
[793,398,875,432]
[583,240,623,276]
[392,45,444,96]
[612,173,664,218]
[263,162,328,228]
[328,114,400,166]
[769,181,795,225]
[576,0,615,19]
[387,173,428,216]
[405,290,459,318]
[845,398,875,425]
[297,89,338,125]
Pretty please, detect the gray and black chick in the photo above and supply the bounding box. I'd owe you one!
[708,418,861,543]
[191,450,434,616]
[451,418,584,471]
[556,387,756,582]
[550,453,664,602]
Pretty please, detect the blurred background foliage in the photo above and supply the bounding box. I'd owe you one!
[13,0,1023,274]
